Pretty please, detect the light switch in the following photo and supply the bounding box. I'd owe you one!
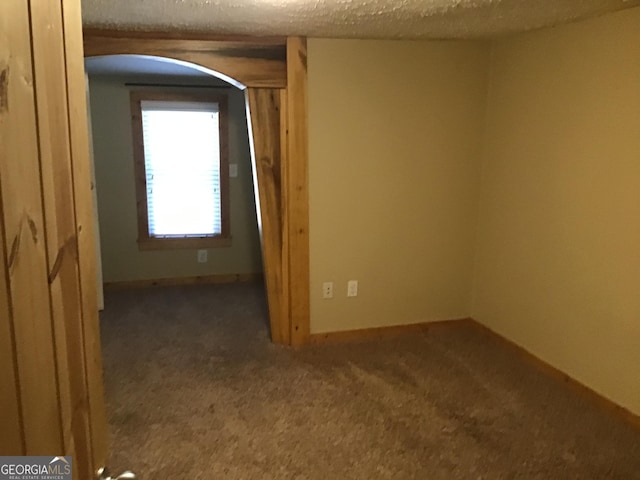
[229,164,238,178]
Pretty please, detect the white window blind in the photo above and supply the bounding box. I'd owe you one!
[140,100,221,237]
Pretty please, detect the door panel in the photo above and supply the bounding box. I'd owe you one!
[85,75,105,312]
[0,0,64,455]
[31,0,93,475]
[0,206,23,455]
[0,0,109,476]
[62,0,110,468]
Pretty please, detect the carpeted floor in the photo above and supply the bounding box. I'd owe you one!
[100,283,640,479]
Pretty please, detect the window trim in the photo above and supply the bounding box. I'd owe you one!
[130,90,231,250]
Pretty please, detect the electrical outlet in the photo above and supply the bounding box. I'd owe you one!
[197,250,208,263]
[347,280,358,297]
[322,282,333,299]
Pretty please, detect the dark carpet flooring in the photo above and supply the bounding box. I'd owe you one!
[100,283,640,479]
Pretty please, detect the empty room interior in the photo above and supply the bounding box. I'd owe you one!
[1,0,640,479]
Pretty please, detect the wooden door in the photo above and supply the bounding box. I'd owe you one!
[0,0,109,477]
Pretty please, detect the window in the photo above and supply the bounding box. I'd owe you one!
[130,91,230,250]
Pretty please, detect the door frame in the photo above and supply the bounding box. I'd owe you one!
[82,30,310,346]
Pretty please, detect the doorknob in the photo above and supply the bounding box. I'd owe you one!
[96,466,137,480]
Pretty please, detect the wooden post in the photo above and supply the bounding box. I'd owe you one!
[63,0,110,470]
[286,37,310,345]
[246,88,290,344]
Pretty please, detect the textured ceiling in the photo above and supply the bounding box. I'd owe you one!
[81,0,640,39]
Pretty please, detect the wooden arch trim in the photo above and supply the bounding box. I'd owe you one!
[82,30,310,346]
[83,29,287,89]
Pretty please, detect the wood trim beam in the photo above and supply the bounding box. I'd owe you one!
[64,0,111,469]
[246,88,290,344]
[83,30,287,89]
[285,37,310,346]
[82,28,287,44]
[278,88,292,345]
[32,0,92,474]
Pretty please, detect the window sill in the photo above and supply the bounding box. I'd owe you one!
[137,235,232,251]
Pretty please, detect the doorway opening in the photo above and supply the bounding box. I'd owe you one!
[85,54,267,324]
[84,54,272,476]
[82,32,310,346]
[80,32,309,473]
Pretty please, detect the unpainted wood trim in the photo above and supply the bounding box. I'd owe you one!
[0,0,25,455]
[103,272,263,290]
[285,37,310,346]
[309,319,469,344]
[83,30,287,89]
[32,0,92,473]
[467,319,640,431]
[0,158,24,455]
[129,90,231,249]
[0,0,65,454]
[278,88,291,345]
[217,92,231,239]
[130,92,150,244]
[63,0,111,469]
[246,88,289,344]
[82,28,287,44]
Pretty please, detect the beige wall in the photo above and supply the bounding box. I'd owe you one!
[308,39,490,333]
[89,76,262,282]
[88,10,640,414]
[472,7,640,414]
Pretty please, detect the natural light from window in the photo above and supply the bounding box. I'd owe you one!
[141,101,221,237]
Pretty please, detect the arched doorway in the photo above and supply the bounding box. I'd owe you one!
[83,30,310,349]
